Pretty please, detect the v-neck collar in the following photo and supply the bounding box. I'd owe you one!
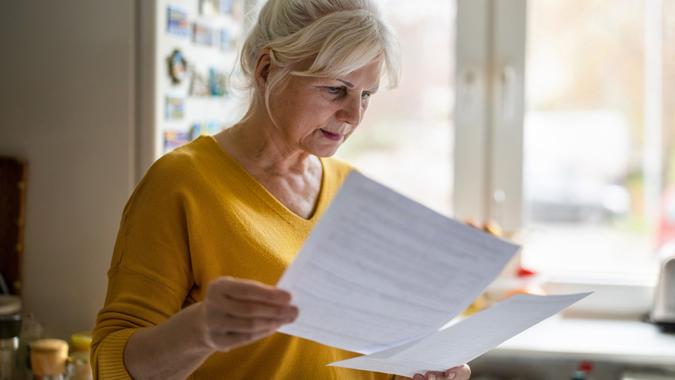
[202,135,328,226]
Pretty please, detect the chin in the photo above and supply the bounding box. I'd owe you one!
[313,149,339,158]
[309,144,341,158]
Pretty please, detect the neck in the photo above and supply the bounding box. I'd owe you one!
[220,101,315,177]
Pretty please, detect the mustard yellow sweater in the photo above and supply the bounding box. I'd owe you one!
[92,136,391,380]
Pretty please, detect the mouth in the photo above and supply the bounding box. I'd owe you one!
[319,128,343,141]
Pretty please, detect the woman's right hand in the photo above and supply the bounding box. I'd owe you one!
[197,276,299,352]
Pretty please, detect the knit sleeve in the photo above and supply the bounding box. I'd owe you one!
[91,155,194,379]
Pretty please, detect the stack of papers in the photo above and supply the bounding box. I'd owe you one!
[277,172,590,377]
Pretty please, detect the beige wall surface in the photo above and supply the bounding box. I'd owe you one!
[0,1,136,338]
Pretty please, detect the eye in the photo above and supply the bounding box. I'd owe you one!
[361,91,372,100]
[324,86,346,97]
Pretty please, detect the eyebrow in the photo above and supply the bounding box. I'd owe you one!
[336,79,354,88]
[335,79,379,93]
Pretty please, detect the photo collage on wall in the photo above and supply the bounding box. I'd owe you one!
[163,0,243,153]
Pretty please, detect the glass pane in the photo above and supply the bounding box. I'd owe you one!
[522,0,675,277]
[336,0,455,215]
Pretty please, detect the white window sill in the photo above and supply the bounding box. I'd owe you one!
[540,277,656,319]
[489,315,675,368]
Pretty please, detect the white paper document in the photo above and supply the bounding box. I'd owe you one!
[277,172,589,376]
[329,292,590,377]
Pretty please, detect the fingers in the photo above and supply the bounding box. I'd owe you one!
[422,372,444,380]
[213,315,287,334]
[412,373,441,380]
[201,276,300,352]
[413,364,471,380]
[445,364,471,379]
[464,219,501,236]
[209,328,279,351]
[201,307,296,351]
[205,277,298,321]
[211,297,298,319]
[210,276,292,305]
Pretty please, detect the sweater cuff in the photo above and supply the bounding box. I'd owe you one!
[94,328,137,380]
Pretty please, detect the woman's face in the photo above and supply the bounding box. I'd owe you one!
[266,57,383,157]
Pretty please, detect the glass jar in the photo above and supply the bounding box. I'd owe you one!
[0,295,22,380]
[30,339,68,380]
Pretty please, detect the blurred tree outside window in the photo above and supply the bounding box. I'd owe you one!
[521,0,675,278]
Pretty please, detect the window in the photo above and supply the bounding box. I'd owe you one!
[521,0,675,281]
[342,0,674,304]
[450,0,675,294]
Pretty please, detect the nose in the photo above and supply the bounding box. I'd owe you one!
[336,95,362,126]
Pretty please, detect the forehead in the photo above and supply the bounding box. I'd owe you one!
[340,57,384,85]
[300,57,384,88]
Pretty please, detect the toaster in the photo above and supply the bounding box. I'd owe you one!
[651,243,675,333]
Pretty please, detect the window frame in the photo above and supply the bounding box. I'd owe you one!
[453,0,525,234]
[453,0,657,317]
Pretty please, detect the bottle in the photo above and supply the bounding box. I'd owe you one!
[570,361,593,380]
[68,331,93,380]
[0,295,22,380]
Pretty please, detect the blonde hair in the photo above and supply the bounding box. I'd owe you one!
[240,0,400,108]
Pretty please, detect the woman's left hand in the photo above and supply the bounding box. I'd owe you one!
[393,364,471,380]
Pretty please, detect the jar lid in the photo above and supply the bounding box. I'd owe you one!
[70,331,92,352]
[0,295,21,315]
[31,338,69,353]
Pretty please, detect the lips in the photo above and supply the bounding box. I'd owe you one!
[319,128,343,141]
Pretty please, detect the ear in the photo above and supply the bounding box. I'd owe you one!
[254,48,272,91]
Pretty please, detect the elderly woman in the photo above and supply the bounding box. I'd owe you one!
[92,0,471,379]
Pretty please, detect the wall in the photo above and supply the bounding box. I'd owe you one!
[0,0,136,338]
